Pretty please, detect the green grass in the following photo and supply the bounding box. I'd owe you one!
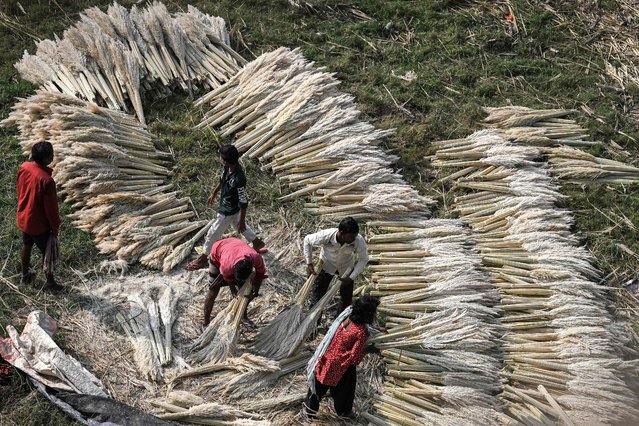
[1,0,639,423]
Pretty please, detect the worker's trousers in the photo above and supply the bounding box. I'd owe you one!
[203,212,257,255]
[304,365,357,417]
[311,270,353,313]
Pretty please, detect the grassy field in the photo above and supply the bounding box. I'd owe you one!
[1,0,638,424]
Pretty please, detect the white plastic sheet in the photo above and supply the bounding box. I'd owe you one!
[0,310,107,397]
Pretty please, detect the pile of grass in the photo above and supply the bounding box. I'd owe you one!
[430,126,639,424]
[2,1,639,425]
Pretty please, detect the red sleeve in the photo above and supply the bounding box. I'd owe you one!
[251,253,267,283]
[344,327,368,367]
[43,180,60,235]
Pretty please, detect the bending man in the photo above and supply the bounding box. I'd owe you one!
[303,217,369,312]
[203,237,267,327]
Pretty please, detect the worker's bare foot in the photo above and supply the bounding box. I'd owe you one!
[21,271,36,285]
[252,238,265,252]
[186,254,207,271]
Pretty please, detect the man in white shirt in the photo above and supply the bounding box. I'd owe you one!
[303,217,369,312]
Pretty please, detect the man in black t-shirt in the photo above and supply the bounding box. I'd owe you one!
[186,145,265,270]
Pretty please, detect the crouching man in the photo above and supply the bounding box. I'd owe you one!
[203,237,267,327]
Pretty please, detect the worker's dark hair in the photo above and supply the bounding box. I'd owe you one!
[350,296,380,325]
[234,258,253,282]
[219,144,240,165]
[338,217,359,235]
[31,141,54,165]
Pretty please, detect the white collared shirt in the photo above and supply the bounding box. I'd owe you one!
[303,228,368,280]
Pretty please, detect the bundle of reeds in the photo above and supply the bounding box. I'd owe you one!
[43,235,60,276]
[195,47,434,221]
[113,281,187,381]
[361,218,505,424]
[545,146,639,183]
[14,2,244,123]
[201,352,311,400]
[188,277,255,364]
[253,261,322,358]
[242,393,305,413]
[263,268,355,361]
[432,107,639,185]
[431,128,639,424]
[2,90,206,270]
[173,352,278,381]
[151,394,267,425]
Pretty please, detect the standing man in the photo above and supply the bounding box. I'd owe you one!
[16,141,62,291]
[303,217,368,312]
[203,237,267,327]
[187,145,264,271]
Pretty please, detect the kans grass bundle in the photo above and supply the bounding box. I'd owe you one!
[14,1,244,124]
[268,268,354,360]
[363,219,505,425]
[105,281,188,381]
[2,90,207,271]
[433,106,639,184]
[151,390,267,425]
[173,351,310,401]
[188,277,255,364]
[431,127,639,424]
[253,261,322,358]
[200,352,311,400]
[195,47,434,222]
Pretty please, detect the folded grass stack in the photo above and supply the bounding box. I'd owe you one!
[2,90,209,271]
[14,1,244,124]
[434,106,639,184]
[363,219,506,425]
[432,126,639,424]
[195,47,434,222]
[152,389,267,425]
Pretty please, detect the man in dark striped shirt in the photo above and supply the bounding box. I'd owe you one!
[187,145,265,270]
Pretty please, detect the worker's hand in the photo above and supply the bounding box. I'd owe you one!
[306,263,316,277]
[237,218,246,233]
[207,191,218,205]
[229,284,239,296]
[248,287,259,301]
[339,276,354,289]
[248,281,262,300]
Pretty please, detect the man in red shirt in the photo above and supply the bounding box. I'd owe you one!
[203,237,267,327]
[16,141,62,291]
